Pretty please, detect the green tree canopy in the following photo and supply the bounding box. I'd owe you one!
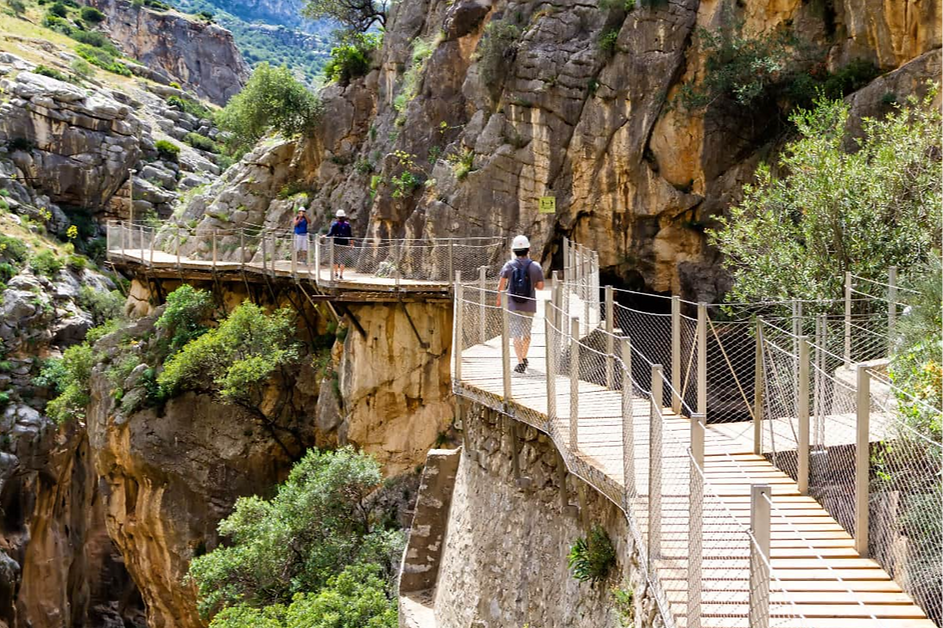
[216,64,323,156]
[302,0,387,35]
[187,447,404,619]
[709,86,942,312]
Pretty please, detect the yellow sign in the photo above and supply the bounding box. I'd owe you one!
[539,196,556,214]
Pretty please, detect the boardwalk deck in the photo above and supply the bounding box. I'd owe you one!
[456,289,937,628]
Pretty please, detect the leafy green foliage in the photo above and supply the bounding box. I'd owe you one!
[323,33,379,85]
[476,20,521,88]
[568,524,616,586]
[0,235,28,265]
[157,302,298,412]
[34,64,68,81]
[154,284,213,353]
[45,343,98,423]
[598,28,619,52]
[79,5,105,22]
[48,1,67,17]
[69,57,94,79]
[612,585,635,626]
[392,36,435,112]
[155,139,181,161]
[216,63,322,156]
[77,286,124,326]
[183,132,219,153]
[30,250,62,277]
[188,447,404,617]
[75,43,131,76]
[167,94,212,119]
[709,88,942,311]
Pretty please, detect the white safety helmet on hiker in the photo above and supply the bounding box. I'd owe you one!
[511,234,530,252]
[336,209,347,218]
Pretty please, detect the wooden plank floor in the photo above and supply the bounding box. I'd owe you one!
[458,289,937,628]
[108,248,450,293]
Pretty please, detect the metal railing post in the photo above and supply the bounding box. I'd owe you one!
[563,237,570,280]
[478,266,487,343]
[291,234,297,277]
[395,241,402,290]
[454,274,463,384]
[688,412,705,628]
[119,221,126,253]
[855,365,870,557]
[261,231,268,274]
[814,314,826,449]
[448,238,454,282]
[175,227,181,269]
[622,336,634,497]
[605,285,614,388]
[844,271,852,365]
[212,229,218,271]
[754,318,765,456]
[569,316,580,451]
[792,300,802,381]
[307,234,313,269]
[671,296,681,414]
[328,237,335,287]
[749,484,772,628]
[798,336,810,494]
[545,301,557,424]
[149,229,155,266]
[887,265,897,349]
[139,225,145,263]
[502,293,512,403]
[551,271,561,337]
[648,364,664,562]
[697,302,707,415]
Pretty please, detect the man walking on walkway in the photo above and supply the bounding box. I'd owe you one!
[327,209,353,280]
[292,207,309,262]
[497,235,545,373]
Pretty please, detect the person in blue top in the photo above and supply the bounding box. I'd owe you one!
[327,209,353,280]
[497,235,545,373]
[292,207,309,262]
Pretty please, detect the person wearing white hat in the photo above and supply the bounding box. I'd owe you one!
[327,209,353,280]
[292,206,309,261]
[497,234,544,373]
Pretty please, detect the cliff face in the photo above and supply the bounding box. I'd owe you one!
[181,0,939,302]
[91,0,249,106]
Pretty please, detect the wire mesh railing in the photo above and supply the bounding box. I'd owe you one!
[105,220,506,291]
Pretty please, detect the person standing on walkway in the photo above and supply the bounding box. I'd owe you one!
[292,207,309,262]
[497,234,545,373]
[327,209,353,280]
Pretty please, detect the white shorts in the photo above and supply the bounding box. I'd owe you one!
[294,234,309,251]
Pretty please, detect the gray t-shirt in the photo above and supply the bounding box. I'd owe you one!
[500,257,544,313]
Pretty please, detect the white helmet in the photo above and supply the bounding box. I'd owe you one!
[336,209,347,218]
[511,235,530,250]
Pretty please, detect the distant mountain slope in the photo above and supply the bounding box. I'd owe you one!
[171,0,332,85]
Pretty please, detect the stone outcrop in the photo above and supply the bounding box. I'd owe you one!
[91,0,249,106]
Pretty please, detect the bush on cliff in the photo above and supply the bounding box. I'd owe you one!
[188,447,403,623]
[44,342,99,424]
[323,33,379,85]
[216,63,322,157]
[154,284,213,353]
[709,86,942,310]
[157,302,299,417]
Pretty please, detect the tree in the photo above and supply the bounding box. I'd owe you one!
[187,448,404,618]
[302,0,387,35]
[709,85,942,313]
[157,302,299,424]
[216,64,322,156]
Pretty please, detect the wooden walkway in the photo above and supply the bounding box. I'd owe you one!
[455,289,937,628]
[107,247,450,293]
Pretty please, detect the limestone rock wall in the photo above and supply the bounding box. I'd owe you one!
[432,405,659,628]
[91,0,249,106]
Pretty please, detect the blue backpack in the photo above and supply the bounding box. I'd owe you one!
[509,259,532,304]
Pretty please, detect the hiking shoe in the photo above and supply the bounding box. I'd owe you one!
[522,358,529,368]
[514,362,526,373]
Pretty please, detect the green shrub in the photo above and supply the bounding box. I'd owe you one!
[45,343,98,424]
[70,57,94,79]
[188,447,403,617]
[195,9,213,21]
[154,284,213,353]
[183,132,219,153]
[710,88,942,310]
[158,303,298,413]
[75,43,131,75]
[42,13,72,34]
[0,263,16,283]
[612,585,635,626]
[392,36,435,112]
[448,148,475,180]
[80,5,104,22]
[30,250,63,277]
[216,63,322,156]
[77,286,124,325]
[323,33,379,84]
[48,1,67,17]
[167,94,211,119]
[0,235,28,265]
[155,139,181,161]
[69,29,117,52]
[567,524,616,585]
[34,64,68,81]
[66,253,87,272]
[0,391,10,407]
[475,20,521,87]
[598,28,619,52]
